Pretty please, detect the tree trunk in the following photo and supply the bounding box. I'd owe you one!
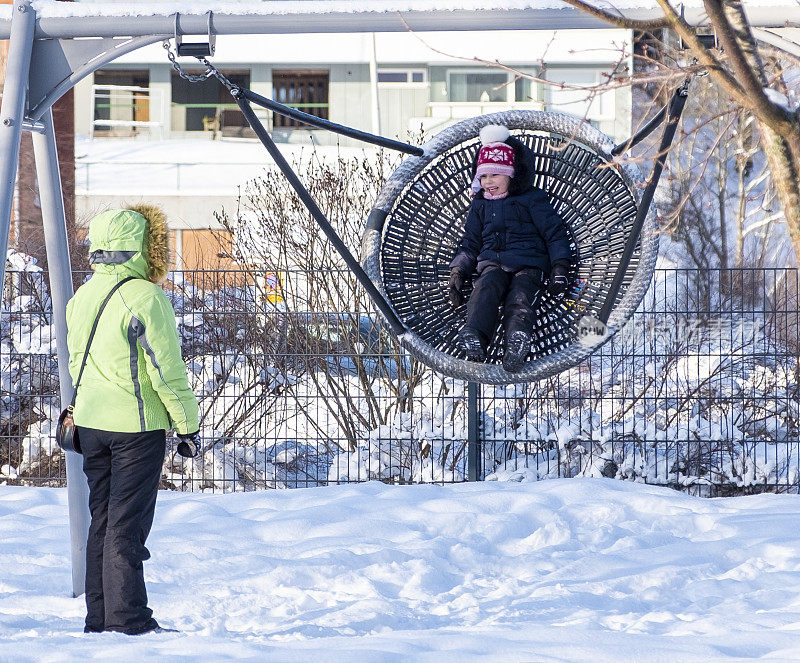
[759,126,800,263]
[719,0,767,85]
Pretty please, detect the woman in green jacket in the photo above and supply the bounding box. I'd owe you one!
[66,205,199,635]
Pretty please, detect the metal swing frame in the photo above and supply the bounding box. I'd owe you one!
[0,0,789,597]
[1,1,646,598]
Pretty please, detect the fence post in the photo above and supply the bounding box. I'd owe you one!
[467,381,480,481]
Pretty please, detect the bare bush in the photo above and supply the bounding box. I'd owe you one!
[216,146,468,483]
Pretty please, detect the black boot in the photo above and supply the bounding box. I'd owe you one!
[127,622,179,635]
[459,327,486,362]
[503,330,531,373]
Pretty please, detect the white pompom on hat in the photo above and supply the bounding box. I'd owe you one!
[479,124,511,145]
[472,124,514,193]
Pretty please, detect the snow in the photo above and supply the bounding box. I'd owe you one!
[13,0,798,20]
[20,1,688,19]
[3,478,800,661]
[764,86,795,113]
[5,250,42,274]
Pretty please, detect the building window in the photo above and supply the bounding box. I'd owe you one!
[377,69,427,85]
[92,69,150,136]
[272,70,329,128]
[447,71,509,103]
[545,68,609,119]
[171,70,250,134]
[514,76,535,103]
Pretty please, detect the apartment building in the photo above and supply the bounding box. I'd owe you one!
[73,28,633,268]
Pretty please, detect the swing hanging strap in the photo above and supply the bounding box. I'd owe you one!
[611,103,668,157]
[235,87,424,157]
[597,79,690,325]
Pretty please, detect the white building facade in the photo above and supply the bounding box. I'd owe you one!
[73,28,634,267]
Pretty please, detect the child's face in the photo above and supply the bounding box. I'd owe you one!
[480,173,511,197]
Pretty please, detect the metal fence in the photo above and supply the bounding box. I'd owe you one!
[1,266,798,496]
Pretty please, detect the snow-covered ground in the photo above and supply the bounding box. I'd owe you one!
[3,478,800,662]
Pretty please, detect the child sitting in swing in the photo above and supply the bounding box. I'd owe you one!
[449,125,572,373]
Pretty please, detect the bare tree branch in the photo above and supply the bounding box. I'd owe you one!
[563,0,800,264]
[558,0,670,31]
[704,0,793,128]
[650,0,752,102]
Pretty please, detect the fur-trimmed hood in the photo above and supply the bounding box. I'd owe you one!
[87,205,170,283]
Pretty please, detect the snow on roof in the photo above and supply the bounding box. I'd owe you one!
[14,0,794,19]
[74,137,385,198]
[0,0,791,41]
[0,1,791,35]
[27,1,663,19]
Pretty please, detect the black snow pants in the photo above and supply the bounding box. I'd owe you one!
[464,266,543,346]
[80,426,166,634]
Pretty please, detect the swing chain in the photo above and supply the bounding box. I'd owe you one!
[162,40,240,96]
[163,41,213,82]
[207,67,240,97]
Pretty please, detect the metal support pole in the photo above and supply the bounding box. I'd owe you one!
[611,103,668,157]
[32,108,86,598]
[0,8,659,40]
[597,82,689,325]
[467,382,480,481]
[237,87,421,156]
[0,0,35,278]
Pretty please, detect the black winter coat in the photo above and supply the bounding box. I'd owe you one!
[450,187,573,275]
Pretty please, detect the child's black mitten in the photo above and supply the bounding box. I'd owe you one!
[448,269,465,306]
[548,263,570,296]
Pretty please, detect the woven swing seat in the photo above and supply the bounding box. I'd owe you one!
[362,111,658,384]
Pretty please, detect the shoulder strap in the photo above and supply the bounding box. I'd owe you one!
[70,277,136,406]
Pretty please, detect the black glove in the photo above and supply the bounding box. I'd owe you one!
[548,263,571,296]
[176,431,200,458]
[449,269,466,307]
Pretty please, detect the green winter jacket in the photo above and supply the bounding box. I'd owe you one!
[66,206,199,435]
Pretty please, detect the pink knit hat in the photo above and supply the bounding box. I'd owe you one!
[471,125,514,192]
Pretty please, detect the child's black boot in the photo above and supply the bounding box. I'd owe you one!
[459,327,486,362]
[503,330,531,373]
